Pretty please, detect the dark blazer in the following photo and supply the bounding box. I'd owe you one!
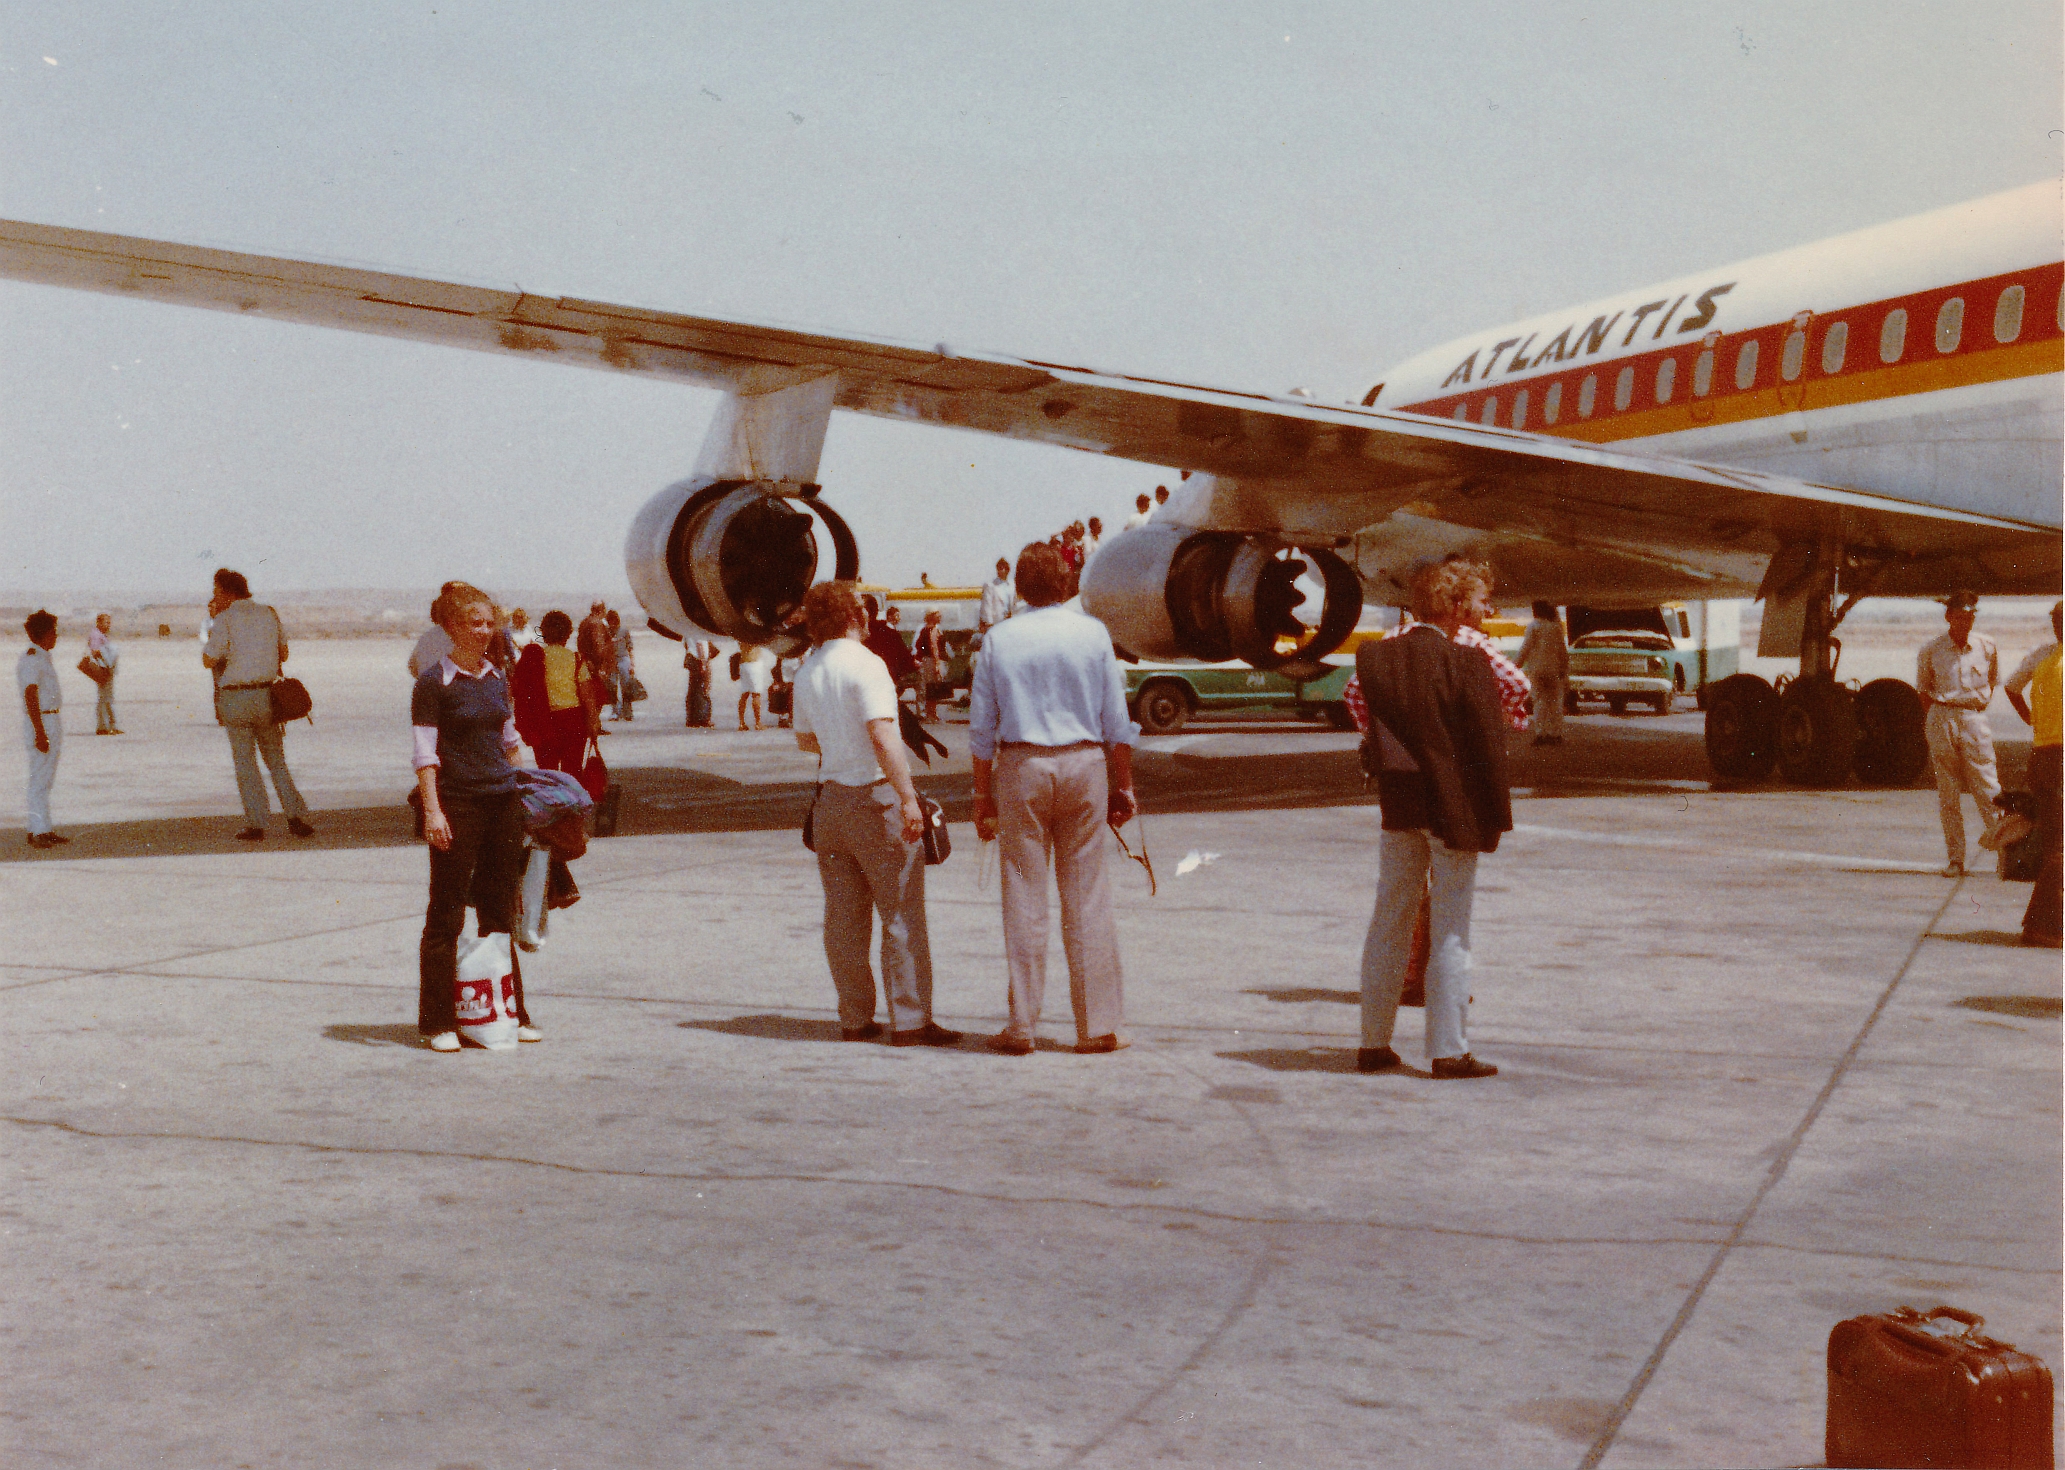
[1356,624,1513,853]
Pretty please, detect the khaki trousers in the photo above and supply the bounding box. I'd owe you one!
[1925,704,2000,864]
[995,743,1124,1044]
[814,779,934,1033]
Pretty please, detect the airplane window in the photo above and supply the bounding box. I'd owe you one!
[1543,381,1563,424]
[1994,284,2024,343]
[1880,308,1907,363]
[1480,397,1498,425]
[1693,349,1714,396]
[1453,403,1470,421]
[1614,366,1634,411]
[1821,321,1848,374]
[1734,339,1759,390]
[1654,358,1676,403]
[1935,297,1964,353]
[1781,329,1806,381]
[1579,374,1597,418]
[1511,389,1528,429]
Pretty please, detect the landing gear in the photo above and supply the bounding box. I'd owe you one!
[1702,537,1923,787]
[1704,673,1779,780]
[1852,678,1930,786]
[1776,676,1857,786]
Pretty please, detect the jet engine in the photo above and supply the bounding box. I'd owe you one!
[625,477,857,654]
[1081,525,1362,681]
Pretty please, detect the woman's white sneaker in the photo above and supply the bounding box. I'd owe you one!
[516,1025,544,1043]
[427,1031,462,1052]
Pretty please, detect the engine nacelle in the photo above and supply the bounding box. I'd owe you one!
[1082,525,1362,681]
[625,477,857,654]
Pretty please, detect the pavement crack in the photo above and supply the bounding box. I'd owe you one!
[0,1113,1824,1253]
[1575,879,1968,1469]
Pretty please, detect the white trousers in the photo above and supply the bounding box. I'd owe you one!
[1361,827,1478,1060]
[21,715,60,834]
[1925,705,2000,864]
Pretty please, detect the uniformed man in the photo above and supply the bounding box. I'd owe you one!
[1916,589,2001,876]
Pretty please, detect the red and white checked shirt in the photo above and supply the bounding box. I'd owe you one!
[1343,623,1532,734]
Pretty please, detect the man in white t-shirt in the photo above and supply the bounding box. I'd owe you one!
[978,560,1016,633]
[792,580,961,1048]
[1122,492,1153,531]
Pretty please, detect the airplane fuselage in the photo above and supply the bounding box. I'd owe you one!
[1370,184,2063,532]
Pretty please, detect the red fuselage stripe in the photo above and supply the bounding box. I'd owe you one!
[1398,261,2064,442]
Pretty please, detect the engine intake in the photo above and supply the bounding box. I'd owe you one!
[1081,526,1361,681]
[626,478,857,653]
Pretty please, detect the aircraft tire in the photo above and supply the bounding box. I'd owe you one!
[1704,674,1779,781]
[1852,677,1930,786]
[1776,675,1858,787]
[1607,696,1628,716]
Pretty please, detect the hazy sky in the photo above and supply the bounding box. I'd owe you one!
[2,2,2058,599]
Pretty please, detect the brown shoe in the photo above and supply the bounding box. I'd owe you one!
[1074,1034,1130,1055]
[984,1031,1034,1056]
[839,1021,885,1042]
[1356,1046,1403,1073]
[890,1022,964,1048]
[1430,1054,1498,1079]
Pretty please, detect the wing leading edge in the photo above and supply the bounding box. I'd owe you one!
[0,217,2053,595]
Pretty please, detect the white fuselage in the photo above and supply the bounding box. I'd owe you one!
[1371,183,2063,530]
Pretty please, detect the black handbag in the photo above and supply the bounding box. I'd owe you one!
[920,797,950,866]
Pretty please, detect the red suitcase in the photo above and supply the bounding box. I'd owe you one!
[1828,1305,2054,1469]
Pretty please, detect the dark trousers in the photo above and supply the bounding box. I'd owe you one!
[687,663,712,726]
[534,706,588,774]
[419,789,531,1033]
[2024,745,2062,942]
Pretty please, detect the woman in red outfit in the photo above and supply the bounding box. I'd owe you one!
[511,610,589,773]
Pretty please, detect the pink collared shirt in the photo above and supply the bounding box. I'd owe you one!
[412,655,521,770]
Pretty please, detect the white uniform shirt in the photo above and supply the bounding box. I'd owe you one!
[1122,510,1152,531]
[17,645,60,713]
[792,637,900,787]
[409,625,453,678]
[979,577,1016,628]
[1917,630,1998,712]
[202,600,285,686]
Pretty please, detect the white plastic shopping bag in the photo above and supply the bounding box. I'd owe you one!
[453,931,519,1051]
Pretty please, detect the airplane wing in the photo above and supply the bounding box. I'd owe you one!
[0,218,2052,595]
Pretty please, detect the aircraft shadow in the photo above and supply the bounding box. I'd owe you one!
[3,723,2017,862]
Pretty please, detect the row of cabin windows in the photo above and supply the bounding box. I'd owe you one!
[1452,282,2047,428]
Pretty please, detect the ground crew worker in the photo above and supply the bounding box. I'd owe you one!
[1916,589,2000,876]
[1516,602,1569,747]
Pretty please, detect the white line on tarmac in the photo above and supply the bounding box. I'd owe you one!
[1508,822,1940,872]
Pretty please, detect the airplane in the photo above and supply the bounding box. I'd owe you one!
[1,183,2057,789]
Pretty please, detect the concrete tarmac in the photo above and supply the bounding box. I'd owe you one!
[4,637,2059,1468]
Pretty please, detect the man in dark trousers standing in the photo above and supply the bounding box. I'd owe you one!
[1355,559,1512,1079]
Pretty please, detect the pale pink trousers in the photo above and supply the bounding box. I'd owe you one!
[995,743,1125,1044]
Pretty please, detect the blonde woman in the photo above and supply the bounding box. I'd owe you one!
[412,582,539,1052]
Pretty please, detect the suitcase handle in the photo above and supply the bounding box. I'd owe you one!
[1893,1304,1986,1337]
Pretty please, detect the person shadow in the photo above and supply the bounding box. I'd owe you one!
[678,1014,849,1044]
[322,1023,427,1048]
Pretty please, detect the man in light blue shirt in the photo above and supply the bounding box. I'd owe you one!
[970,542,1140,1056]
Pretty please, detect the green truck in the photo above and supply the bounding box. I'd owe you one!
[1124,656,1359,735]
